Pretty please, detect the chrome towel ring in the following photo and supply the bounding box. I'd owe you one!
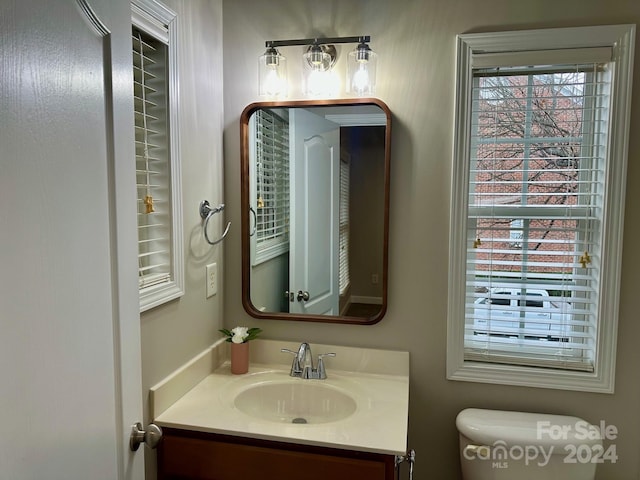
[249,206,257,237]
[199,200,231,245]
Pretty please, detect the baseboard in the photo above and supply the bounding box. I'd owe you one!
[350,295,383,305]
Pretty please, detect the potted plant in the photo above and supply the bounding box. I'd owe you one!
[219,326,262,374]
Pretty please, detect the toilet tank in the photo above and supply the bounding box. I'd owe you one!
[456,408,603,480]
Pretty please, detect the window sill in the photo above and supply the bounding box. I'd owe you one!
[447,358,614,394]
[253,242,289,266]
[140,281,184,313]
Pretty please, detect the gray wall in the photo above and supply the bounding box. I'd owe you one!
[222,1,640,479]
[139,1,224,478]
[251,252,289,312]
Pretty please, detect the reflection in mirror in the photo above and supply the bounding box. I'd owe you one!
[241,99,391,324]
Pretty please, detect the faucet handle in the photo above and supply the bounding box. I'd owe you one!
[316,353,336,379]
[318,352,336,359]
[281,348,302,376]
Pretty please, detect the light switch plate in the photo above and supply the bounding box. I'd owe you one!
[206,263,217,298]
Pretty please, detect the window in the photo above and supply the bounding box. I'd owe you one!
[448,25,635,392]
[132,0,183,312]
[250,109,290,264]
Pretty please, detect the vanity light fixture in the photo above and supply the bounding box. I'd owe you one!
[258,36,376,98]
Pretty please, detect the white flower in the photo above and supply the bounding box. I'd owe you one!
[231,326,249,344]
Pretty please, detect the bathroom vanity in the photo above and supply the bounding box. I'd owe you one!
[151,339,409,479]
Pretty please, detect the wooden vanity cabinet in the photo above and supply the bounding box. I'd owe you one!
[158,428,398,480]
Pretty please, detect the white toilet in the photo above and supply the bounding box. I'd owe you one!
[456,408,602,479]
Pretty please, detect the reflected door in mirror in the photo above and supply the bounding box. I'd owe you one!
[290,108,340,315]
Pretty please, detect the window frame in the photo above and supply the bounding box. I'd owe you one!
[447,24,635,393]
[132,0,184,313]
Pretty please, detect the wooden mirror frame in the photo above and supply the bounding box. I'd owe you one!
[240,98,391,324]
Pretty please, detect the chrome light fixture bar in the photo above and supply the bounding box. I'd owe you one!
[258,35,376,98]
[266,35,370,49]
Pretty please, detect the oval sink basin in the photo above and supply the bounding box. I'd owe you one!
[234,381,357,424]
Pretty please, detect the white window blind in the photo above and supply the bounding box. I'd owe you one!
[448,25,634,393]
[339,155,351,295]
[132,0,183,312]
[134,26,171,290]
[464,64,609,372]
[254,109,290,263]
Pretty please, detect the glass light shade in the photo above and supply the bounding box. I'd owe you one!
[302,48,339,97]
[347,45,377,96]
[258,48,287,98]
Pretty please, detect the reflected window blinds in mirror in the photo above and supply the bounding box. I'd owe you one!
[250,109,290,265]
[241,99,391,325]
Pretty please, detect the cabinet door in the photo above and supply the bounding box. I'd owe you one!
[159,431,396,480]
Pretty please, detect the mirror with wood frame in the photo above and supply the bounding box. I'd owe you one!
[240,98,391,324]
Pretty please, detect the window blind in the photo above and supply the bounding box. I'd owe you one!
[464,63,610,372]
[339,155,350,295]
[133,26,172,290]
[254,109,290,261]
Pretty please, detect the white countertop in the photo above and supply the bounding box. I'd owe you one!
[151,339,410,456]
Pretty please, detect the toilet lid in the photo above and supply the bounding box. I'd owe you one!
[456,408,603,449]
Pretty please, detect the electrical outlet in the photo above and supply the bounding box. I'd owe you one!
[371,273,379,285]
[206,263,217,298]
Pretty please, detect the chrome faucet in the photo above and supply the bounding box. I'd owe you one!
[296,342,314,374]
[281,343,336,379]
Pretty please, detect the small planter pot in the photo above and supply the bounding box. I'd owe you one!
[230,342,249,375]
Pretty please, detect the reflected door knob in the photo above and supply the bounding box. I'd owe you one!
[297,290,310,302]
[129,422,163,451]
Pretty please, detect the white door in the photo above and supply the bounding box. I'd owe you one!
[289,109,340,315]
[0,1,144,479]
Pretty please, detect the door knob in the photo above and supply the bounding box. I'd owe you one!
[297,290,310,302]
[129,422,163,451]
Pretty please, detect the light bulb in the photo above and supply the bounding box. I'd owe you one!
[306,69,326,96]
[352,64,370,94]
[303,67,340,97]
[264,68,285,96]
